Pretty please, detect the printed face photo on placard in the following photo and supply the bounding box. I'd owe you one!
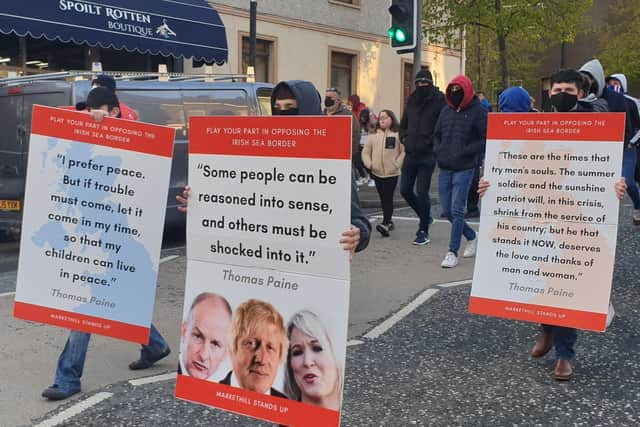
[177,260,349,411]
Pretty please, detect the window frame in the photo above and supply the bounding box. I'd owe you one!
[328,47,359,102]
[328,0,360,9]
[237,31,278,84]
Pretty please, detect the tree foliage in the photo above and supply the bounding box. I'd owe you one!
[423,0,592,91]
[599,0,640,95]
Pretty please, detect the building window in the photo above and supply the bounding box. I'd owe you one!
[329,0,360,7]
[330,50,357,100]
[241,36,274,83]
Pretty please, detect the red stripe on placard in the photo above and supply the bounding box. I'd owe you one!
[31,105,175,158]
[175,374,341,427]
[468,296,606,332]
[189,116,352,159]
[487,112,625,142]
[13,301,150,344]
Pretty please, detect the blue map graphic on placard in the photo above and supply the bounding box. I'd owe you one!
[33,137,157,326]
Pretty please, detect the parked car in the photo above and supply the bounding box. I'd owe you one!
[0,73,273,238]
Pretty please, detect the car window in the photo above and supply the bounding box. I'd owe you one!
[256,87,273,116]
[181,89,249,139]
[117,90,186,136]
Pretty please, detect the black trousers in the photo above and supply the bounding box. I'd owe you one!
[467,162,481,213]
[373,175,398,225]
[352,149,368,179]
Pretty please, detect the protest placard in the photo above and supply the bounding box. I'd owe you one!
[175,116,352,426]
[469,113,625,331]
[14,105,175,344]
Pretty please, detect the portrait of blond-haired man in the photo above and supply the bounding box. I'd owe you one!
[220,299,288,398]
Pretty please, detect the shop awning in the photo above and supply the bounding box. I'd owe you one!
[0,0,228,64]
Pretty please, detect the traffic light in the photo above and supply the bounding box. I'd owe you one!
[388,0,418,52]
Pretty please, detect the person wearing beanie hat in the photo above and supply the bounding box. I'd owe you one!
[399,69,445,246]
[90,74,139,121]
[414,69,433,85]
[42,86,171,402]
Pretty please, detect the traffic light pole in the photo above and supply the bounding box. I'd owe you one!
[411,0,423,91]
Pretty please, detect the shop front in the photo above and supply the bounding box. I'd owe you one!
[0,0,228,76]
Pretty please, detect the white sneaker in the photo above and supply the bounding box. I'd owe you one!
[368,179,376,187]
[463,237,478,258]
[441,251,458,268]
[606,302,615,328]
[356,177,365,186]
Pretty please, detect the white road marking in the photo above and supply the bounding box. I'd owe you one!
[0,291,15,298]
[35,392,113,427]
[159,255,179,264]
[128,372,176,386]
[370,215,480,226]
[347,339,364,346]
[437,279,472,288]
[363,288,440,339]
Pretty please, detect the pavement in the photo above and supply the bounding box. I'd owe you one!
[4,200,640,426]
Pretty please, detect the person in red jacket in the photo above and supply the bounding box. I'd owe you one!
[82,74,139,121]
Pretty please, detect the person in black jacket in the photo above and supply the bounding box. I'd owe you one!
[580,59,640,225]
[433,75,487,268]
[399,70,446,245]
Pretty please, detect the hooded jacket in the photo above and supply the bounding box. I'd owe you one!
[609,73,640,139]
[433,75,488,171]
[580,59,632,142]
[269,80,371,252]
[399,84,446,161]
[498,87,531,112]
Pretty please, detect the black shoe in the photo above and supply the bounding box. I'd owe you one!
[465,209,480,219]
[376,223,390,237]
[129,346,171,370]
[387,221,395,231]
[42,385,80,401]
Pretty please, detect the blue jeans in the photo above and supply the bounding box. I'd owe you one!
[542,324,577,360]
[400,157,436,233]
[54,323,167,392]
[439,168,476,255]
[622,145,640,209]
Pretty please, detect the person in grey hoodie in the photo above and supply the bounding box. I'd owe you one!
[580,59,640,225]
[608,73,640,187]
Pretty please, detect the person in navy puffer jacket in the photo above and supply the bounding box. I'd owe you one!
[433,75,488,268]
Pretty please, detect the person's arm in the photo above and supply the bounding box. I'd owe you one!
[342,175,371,256]
[176,185,190,213]
[463,107,488,157]
[395,133,406,168]
[615,177,626,200]
[399,110,408,144]
[361,136,373,170]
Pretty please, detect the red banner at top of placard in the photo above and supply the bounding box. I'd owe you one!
[31,105,175,158]
[189,116,352,159]
[487,112,625,142]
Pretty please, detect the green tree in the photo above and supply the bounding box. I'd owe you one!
[599,0,640,94]
[424,0,592,90]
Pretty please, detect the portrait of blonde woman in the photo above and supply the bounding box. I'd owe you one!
[284,310,342,410]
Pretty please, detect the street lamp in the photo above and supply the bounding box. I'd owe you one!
[249,0,257,73]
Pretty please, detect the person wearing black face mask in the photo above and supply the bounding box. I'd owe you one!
[398,69,446,246]
[323,88,361,177]
[270,81,370,254]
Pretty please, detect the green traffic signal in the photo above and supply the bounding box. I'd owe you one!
[388,26,408,43]
[394,28,407,43]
